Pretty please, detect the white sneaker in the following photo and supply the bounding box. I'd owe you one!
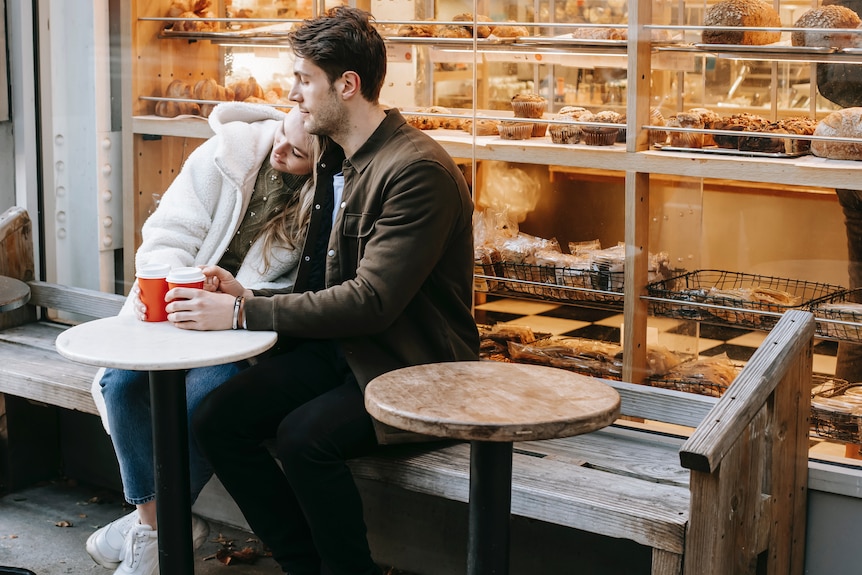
[86,510,140,569]
[86,510,209,569]
[115,522,159,575]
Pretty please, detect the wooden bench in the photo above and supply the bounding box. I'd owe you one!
[0,207,124,417]
[349,309,813,575]
[0,206,813,574]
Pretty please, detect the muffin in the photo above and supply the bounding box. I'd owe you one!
[530,117,549,137]
[498,121,534,140]
[548,114,583,144]
[582,110,622,146]
[511,93,547,119]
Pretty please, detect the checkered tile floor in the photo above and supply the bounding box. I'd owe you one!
[474,296,839,376]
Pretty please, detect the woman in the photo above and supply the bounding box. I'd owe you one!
[86,102,321,575]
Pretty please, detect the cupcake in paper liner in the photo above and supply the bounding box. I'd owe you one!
[530,117,549,137]
[498,121,534,140]
[582,110,620,146]
[511,93,547,119]
[548,114,583,144]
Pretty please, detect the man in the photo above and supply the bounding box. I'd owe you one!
[166,6,479,574]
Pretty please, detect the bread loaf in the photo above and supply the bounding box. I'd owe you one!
[811,107,862,160]
[702,0,781,45]
[792,5,862,48]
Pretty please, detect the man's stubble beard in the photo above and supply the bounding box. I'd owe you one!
[306,87,348,141]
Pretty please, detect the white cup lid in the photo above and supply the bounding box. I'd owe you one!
[136,263,171,279]
[167,266,206,284]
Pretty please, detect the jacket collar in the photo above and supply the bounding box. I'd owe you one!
[346,108,407,175]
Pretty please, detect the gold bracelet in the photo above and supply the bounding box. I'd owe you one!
[232,296,244,330]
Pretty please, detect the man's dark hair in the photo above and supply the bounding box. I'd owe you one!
[288,6,387,103]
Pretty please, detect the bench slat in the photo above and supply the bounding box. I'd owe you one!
[520,427,690,488]
[28,281,125,319]
[0,337,99,415]
[351,441,690,554]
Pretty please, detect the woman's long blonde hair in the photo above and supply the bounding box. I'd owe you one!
[259,132,323,269]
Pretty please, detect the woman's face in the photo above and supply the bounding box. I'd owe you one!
[270,109,314,175]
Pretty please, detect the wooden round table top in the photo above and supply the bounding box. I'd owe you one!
[0,276,30,313]
[365,361,621,442]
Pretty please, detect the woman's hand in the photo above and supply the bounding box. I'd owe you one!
[165,288,237,331]
[130,284,148,322]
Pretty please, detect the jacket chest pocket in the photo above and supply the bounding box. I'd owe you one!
[341,212,376,259]
[342,212,376,239]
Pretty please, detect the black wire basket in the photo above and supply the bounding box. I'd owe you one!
[647,269,843,330]
[808,288,862,342]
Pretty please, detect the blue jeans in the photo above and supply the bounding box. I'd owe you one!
[836,189,862,383]
[99,362,244,505]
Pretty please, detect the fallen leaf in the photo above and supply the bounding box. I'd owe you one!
[55,520,73,528]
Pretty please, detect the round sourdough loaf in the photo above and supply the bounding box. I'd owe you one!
[702,0,782,45]
[811,107,862,160]
[792,5,862,48]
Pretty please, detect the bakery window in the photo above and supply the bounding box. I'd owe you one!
[125,0,862,465]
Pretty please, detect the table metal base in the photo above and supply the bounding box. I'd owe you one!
[149,369,194,574]
[468,441,513,575]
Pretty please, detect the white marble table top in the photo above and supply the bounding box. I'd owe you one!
[55,315,277,371]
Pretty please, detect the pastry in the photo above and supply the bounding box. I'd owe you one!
[462,118,499,136]
[792,5,862,48]
[738,117,816,154]
[497,121,534,140]
[713,113,768,148]
[581,111,620,146]
[452,13,493,38]
[511,93,547,119]
[406,108,441,130]
[811,107,862,161]
[434,25,472,39]
[666,112,704,148]
[648,107,667,146]
[702,0,782,45]
[548,114,582,144]
[687,107,721,146]
[397,23,436,37]
[490,23,530,38]
[229,76,265,102]
[571,27,627,40]
[155,79,201,117]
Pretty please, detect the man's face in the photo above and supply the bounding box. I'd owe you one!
[288,57,348,140]
[270,108,313,176]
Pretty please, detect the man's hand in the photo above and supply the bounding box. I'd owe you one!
[166,288,237,331]
[200,265,250,298]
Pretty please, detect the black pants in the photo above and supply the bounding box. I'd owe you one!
[193,340,382,575]
[836,189,862,384]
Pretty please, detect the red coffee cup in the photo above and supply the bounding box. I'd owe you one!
[167,266,206,291]
[136,263,171,322]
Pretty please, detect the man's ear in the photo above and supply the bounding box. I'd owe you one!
[338,71,361,100]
